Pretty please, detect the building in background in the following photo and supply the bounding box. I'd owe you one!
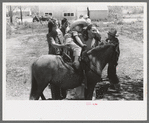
[39,5,77,20]
[89,5,108,20]
[13,7,32,16]
[38,4,108,21]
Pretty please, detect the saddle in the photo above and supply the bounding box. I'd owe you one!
[61,48,88,67]
[61,49,88,88]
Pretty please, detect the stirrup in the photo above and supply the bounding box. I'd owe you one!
[62,53,72,63]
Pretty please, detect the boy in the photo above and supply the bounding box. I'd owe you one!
[106,28,120,65]
[64,19,88,70]
[105,28,120,91]
[63,19,88,100]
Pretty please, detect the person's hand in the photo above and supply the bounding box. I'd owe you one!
[82,44,87,48]
[64,44,71,49]
[82,44,87,51]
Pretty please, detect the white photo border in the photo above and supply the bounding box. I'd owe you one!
[2,2,147,121]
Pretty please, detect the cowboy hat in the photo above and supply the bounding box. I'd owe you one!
[108,28,119,37]
[70,19,88,30]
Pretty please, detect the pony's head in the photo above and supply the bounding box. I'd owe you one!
[81,44,119,86]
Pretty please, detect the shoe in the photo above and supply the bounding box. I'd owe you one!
[72,61,81,72]
[108,84,120,92]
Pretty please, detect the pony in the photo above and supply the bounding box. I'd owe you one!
[29,43,119,100]
[32,16,40,22]
[33,16,49,24]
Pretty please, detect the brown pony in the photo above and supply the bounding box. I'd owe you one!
[29,43,119,100]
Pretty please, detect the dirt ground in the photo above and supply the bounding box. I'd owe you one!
[6,22,144,100]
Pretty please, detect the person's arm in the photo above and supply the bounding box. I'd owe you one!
[50,37,66,48]
[72,31,86,47]
[75,36,85,47]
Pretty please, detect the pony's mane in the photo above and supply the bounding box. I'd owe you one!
[88,43,114,55]
[85,43,116,67]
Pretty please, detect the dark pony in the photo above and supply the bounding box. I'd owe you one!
[32,16,40,22]
[81,44,119,99]
[29,43,119,100]
[33,16,50,24]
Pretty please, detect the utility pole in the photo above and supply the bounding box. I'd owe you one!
[87,7,90,18]
[10,5,13,24]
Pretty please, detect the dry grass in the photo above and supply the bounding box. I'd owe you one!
[92,20,143,42]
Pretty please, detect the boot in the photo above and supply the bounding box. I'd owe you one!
[108,83,120,92]
[72,56,80,70]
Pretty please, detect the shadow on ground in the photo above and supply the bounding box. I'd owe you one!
[96,77,143,100]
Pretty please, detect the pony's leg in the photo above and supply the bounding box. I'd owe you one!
[50,84,61,100]
[35,81,50,100]
[30,80,50,100]
[85,87,95,100]
[41,93,46,100]
[60,88,67,99]
[85,82,96,100]
[30,71,39,100]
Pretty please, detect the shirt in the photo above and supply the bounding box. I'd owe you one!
[47,30,64,55]
[106,37,120,54]
[47,33,57,55]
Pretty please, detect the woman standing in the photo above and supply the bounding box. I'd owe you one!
[46,18,66,55]
[82,24,101,50]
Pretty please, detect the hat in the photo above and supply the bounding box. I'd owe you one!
[70,19,88,30]
[84,15,89,19]
[108,28,118,37]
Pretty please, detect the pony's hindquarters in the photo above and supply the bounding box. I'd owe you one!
[29,55,83,100]
[29,60,51,100]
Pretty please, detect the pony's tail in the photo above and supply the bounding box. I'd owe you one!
[29,63,38,100]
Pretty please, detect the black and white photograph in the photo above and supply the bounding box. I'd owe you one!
[3,2,147,120]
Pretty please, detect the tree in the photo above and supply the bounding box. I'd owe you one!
[9,6,13,23]
[7,5,17,24]
[30,6,39,16]
[108,6,123,21]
